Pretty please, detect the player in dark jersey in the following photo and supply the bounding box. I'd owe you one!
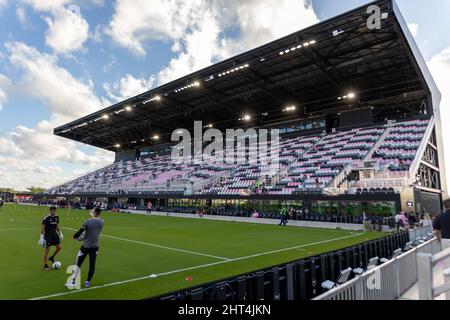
[38,206,64,271]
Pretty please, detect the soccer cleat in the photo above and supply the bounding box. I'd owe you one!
[85,281,91,288]
[44,264,50,271]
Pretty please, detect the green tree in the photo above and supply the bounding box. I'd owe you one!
[26,186,46,194]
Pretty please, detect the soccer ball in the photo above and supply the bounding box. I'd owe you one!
[52,261,62,270]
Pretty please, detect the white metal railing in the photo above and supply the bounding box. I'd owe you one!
[409,225,434,242]
[314,226,438,300]
[417,239,450,300]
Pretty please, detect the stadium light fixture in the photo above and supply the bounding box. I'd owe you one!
[152,135,160,140]
[143,95,162,105]
[338,92,356,100]
[279,40,316,57]
[175,81,201,93]
[102,114,109,120]
[283,105,297,112]
[239,114,251,121]
[125,106,133,112]
[115,144,121,148]
[218,64,250,78]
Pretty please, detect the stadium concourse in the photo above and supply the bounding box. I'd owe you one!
[39,0,447,231]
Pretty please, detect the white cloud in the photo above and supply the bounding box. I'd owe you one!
[428,46,450,189]
[102,56,117,72]
[24,1,95,54]
[43,6,89,54]
[0,0,7,10]
[0,42,114,189]
[104,74,156,102]
[6,42,107,125]
[90,24,104,43]
[25,0,71,12]
[408,22,419,37]
[107,0,193,56]
[8,121,112,166]
[25,0,105,12]
[16,6,28,25]
[107,0,318,84]
[0,87,6,111]
[0,74,12,111]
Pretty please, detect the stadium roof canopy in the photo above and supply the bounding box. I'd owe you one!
[54,0,437,152]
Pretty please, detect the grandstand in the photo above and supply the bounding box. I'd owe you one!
[46,0,447,225]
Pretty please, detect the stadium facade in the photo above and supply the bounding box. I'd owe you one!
[46,0,447,222]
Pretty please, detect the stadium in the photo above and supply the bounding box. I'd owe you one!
[0,0,448,302]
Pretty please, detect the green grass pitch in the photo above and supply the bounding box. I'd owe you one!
[0,203,387,300]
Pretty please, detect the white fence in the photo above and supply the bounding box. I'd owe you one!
[314,226,438,300]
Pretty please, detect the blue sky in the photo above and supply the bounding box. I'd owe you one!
[0,0,449,190]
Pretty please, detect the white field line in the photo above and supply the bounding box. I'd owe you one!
[62,227,231,261]
[30,232,364,300]
[0,228,36,231]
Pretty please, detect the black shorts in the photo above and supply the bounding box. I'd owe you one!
[45,233,61,247]
[78,246,99,259]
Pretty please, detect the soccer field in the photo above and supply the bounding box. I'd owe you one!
[0,204,387,300]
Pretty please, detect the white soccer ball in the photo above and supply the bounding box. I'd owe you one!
[53,261,62,270]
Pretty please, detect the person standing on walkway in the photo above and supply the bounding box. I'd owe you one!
[279,207,288,226]
[433,199,450,241]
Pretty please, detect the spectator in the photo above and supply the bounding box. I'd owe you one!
[290,208,298,221]
[408,213,417,229]
[422,213,433,227]
[146,201,153,215]
[433,199,450,241]
[279,207,288,226]
[395,211,408,230]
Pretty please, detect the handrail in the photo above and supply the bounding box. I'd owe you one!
[417,238,450,300]
[314,226,437,300]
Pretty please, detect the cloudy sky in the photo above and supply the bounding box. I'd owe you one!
[0,0,449,190]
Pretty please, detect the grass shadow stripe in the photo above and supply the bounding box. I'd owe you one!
[62,227,231,261]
